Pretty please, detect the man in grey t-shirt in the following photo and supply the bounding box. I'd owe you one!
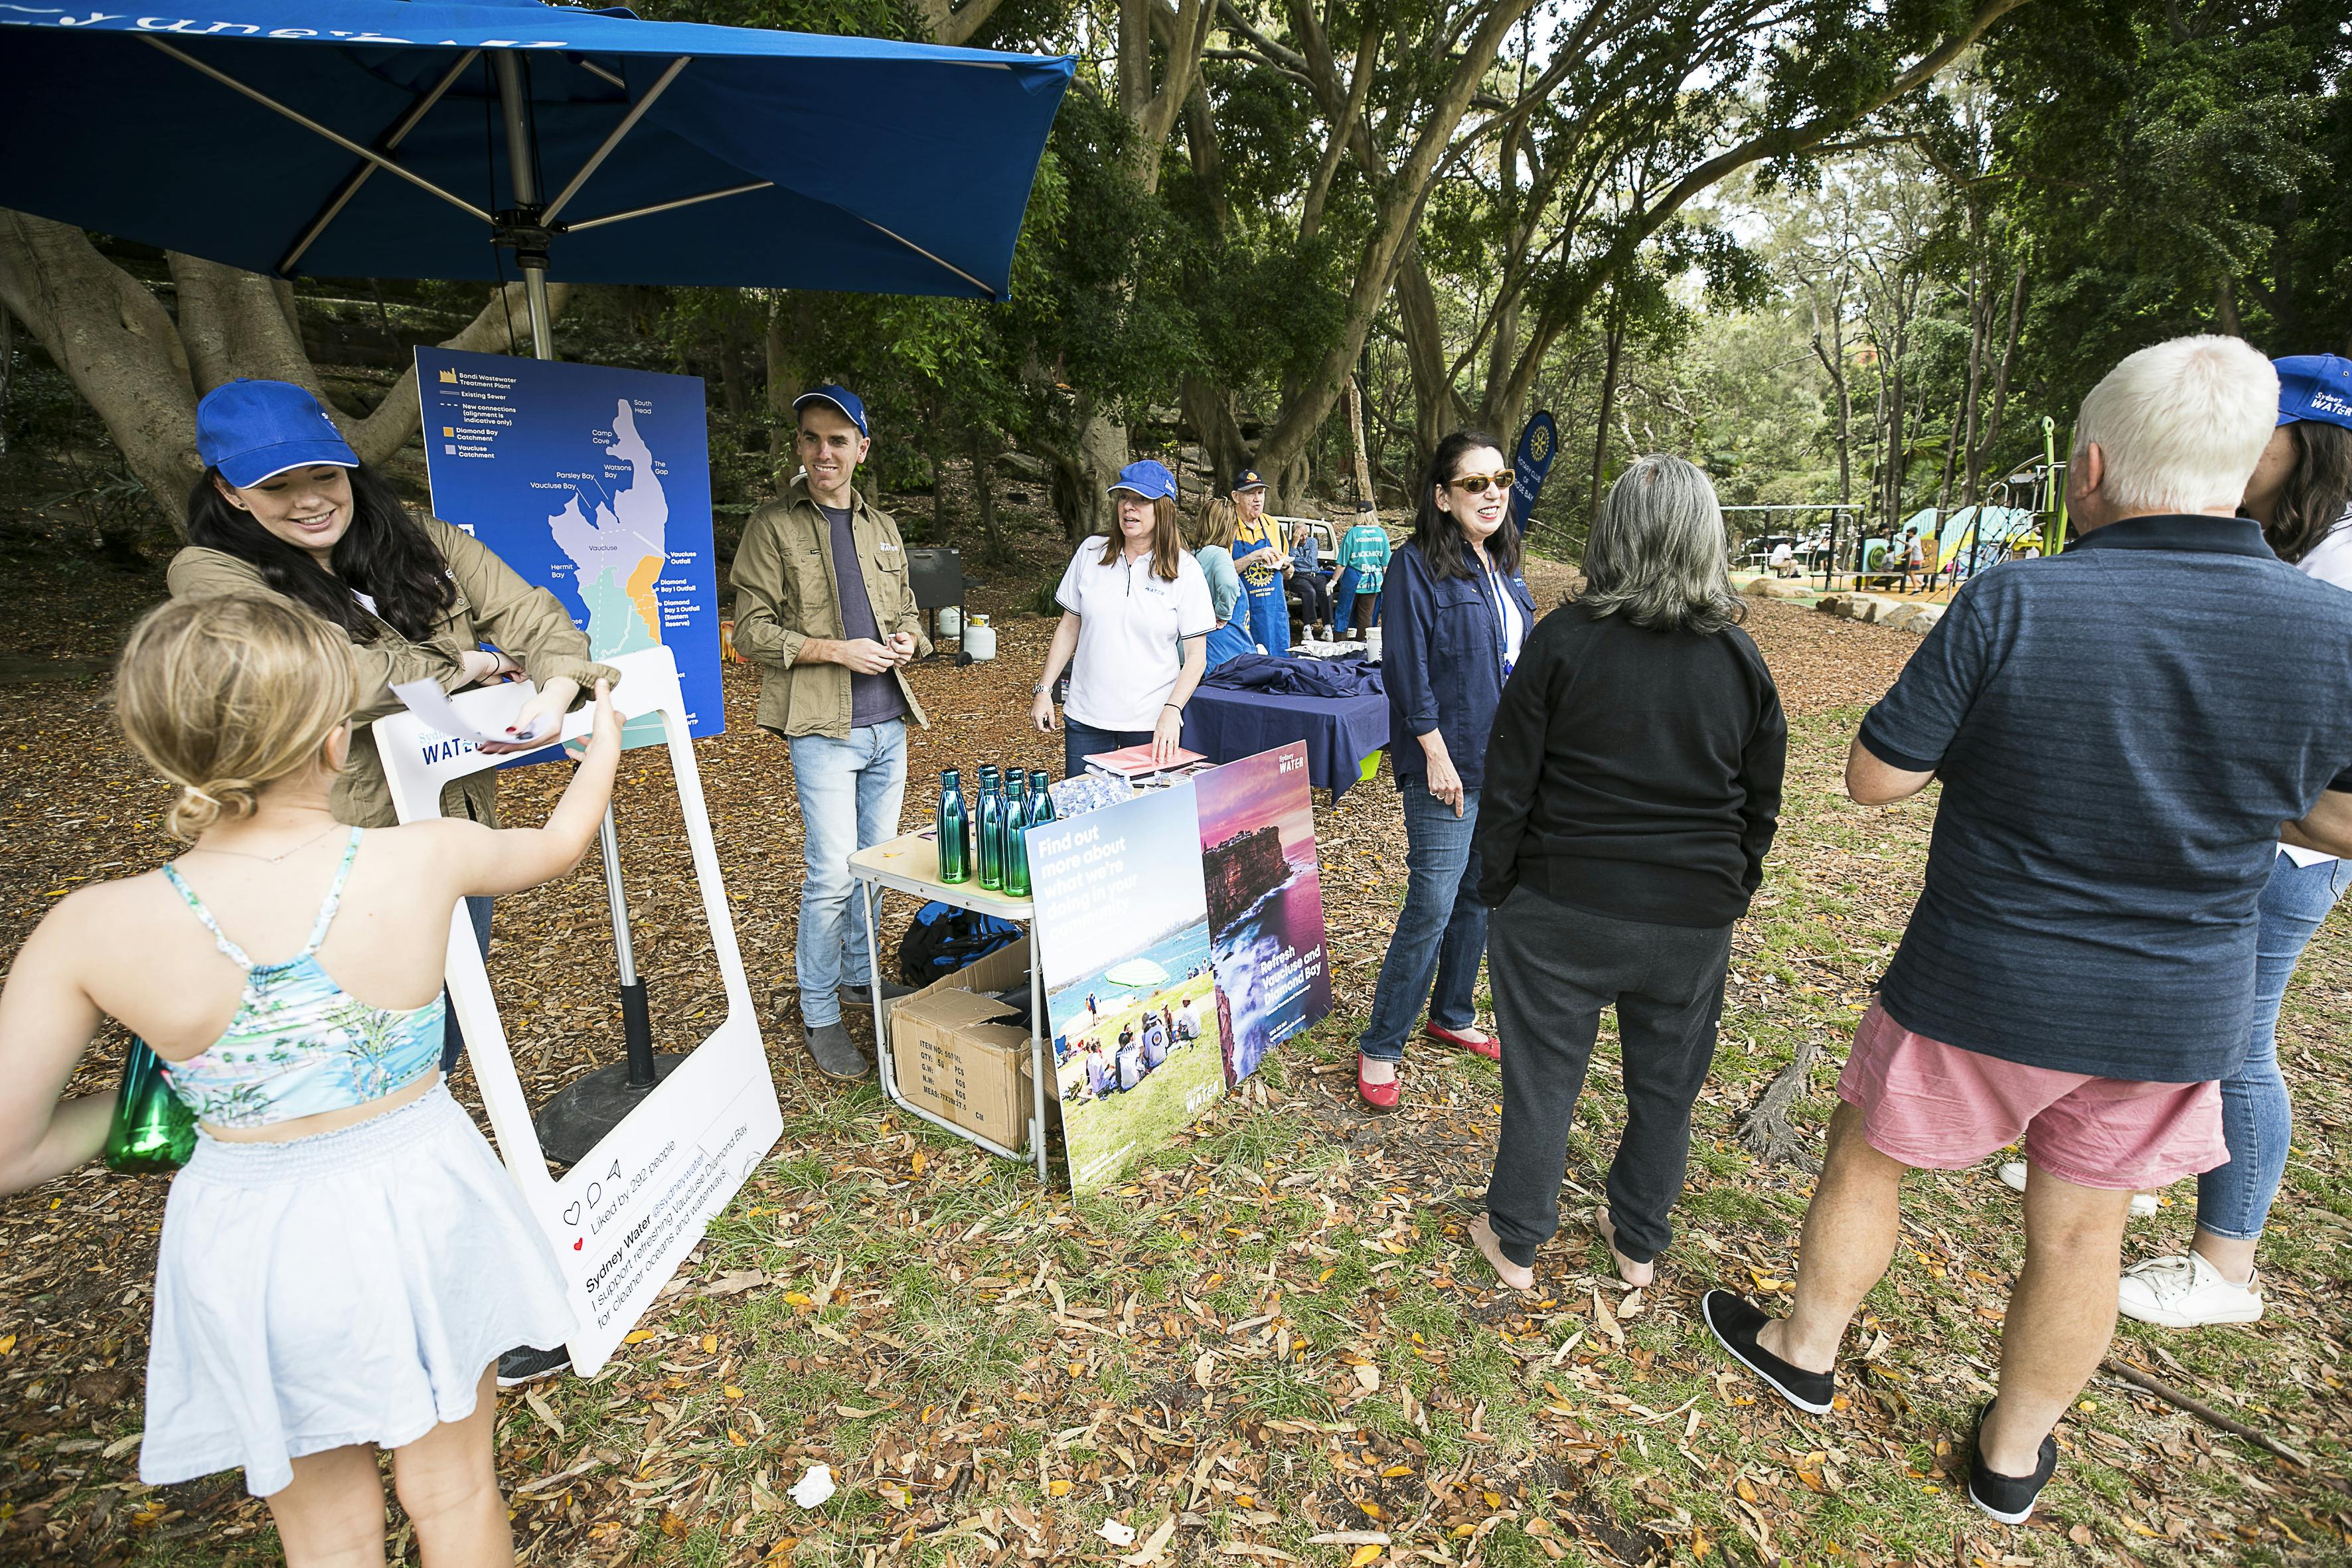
[730,385,929,1078]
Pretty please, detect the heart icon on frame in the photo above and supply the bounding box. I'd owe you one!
[562,1202,582,1226]
[573,1238,584,1251]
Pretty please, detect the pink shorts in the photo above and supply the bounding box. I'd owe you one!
[1836,1002,2227,1191]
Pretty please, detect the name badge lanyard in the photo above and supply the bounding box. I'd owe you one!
[1480,558,1517,680]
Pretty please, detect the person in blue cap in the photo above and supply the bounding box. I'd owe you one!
[1032,459,1215,775]
[2109,351,2352,1331]
[732,384,930,1083]
[1228,469,1293,656]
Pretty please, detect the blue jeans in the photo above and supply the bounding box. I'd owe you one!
[1356,775,1486,1062]
[2197,852,2352,1240]
[1063,716,1152,779]
[789,720,908,1027]
[439,895,495,1074]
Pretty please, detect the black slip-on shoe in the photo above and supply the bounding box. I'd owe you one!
[1967,1401,2058,1525]
[1700,1289,1834,1415]
[497,1344,571,1388]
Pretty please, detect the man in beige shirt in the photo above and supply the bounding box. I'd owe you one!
[730,385,929,1078]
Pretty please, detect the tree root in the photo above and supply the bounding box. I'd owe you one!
[1739,1035,1824,1170]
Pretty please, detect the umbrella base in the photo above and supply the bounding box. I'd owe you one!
[534,1055,686,1166]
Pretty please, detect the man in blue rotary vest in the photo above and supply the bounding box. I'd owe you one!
[1229,468,1291,656]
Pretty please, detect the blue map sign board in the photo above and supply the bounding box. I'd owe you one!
[415,348,723,750]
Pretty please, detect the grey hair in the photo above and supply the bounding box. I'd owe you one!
[2072,334,2276,513]
[1577,454,1743,636]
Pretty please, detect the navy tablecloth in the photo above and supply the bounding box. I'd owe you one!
[1182,685,1389,801]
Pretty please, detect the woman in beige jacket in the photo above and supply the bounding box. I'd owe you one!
[167,380,616,1086]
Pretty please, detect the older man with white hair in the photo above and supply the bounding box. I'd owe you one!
[1702,336,2352,1525]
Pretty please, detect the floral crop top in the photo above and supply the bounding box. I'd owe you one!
[158,828,443,1129]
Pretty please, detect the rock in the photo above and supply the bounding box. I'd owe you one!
[1741,577,1814,600]
[998,450,1049,482]
[1890,603,1945,635]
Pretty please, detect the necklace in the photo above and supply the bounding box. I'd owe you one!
[185,822,339,864]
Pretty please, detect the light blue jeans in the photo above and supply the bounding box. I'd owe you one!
[2198,852,2352,1240]
[789,720,908,1027]
[1356,776,1486,1062]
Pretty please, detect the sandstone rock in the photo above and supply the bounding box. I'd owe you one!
[1745,578,1815,600]
[1896,603,1945,634]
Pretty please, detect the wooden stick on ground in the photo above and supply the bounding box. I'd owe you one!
[2098,1356,2347,1492]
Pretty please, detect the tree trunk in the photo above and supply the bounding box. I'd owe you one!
[1345,376,1375,510]
[1585,303,1625,524]
[1394,251,1459,473]
[716,333,748,425]
[1180,371,1249,491]
[971,426,1001,557]
[764,292,817,461]
[1,208,562,528]
[1970,262,2029,502]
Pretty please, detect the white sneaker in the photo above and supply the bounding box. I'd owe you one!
[1998,1160,2158,1217]
[2117,1251,2262,1328]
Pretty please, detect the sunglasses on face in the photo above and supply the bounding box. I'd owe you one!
[1450,471,1515,496]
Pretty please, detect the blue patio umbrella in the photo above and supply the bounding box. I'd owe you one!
[0,0,1071,302]
[0,0,1073,1156]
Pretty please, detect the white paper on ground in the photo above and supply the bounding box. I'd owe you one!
[789,1464,836,1508]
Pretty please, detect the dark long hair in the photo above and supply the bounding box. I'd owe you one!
[2263,422,2352,565]
[185,462,456,642]
[1411,430,1521,580]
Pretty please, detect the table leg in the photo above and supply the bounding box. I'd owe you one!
[1030,932,1049,1184]
[862,878,895,1101]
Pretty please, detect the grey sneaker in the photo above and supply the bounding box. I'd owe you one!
[805,1020,873,1080]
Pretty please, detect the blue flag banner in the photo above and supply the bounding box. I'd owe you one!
[416,347,724,753]
[1510,412,1558,534]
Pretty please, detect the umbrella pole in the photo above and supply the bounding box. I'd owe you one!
[491,52,677,1163]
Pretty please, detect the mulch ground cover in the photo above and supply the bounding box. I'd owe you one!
[1,538,2347,1567]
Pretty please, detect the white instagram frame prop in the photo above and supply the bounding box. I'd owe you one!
[373,645,779,1376]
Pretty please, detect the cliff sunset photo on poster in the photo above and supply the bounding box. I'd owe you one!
[1194,744,1333,1089]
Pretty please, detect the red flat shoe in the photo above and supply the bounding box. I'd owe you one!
[1427,1022,1500,1061]
[1357,1055,1400,1113]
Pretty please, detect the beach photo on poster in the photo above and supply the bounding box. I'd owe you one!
[1195,744,1332,1089]
[1028,785,1228,1194]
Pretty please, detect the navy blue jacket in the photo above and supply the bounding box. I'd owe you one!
[1380,541,1538,794]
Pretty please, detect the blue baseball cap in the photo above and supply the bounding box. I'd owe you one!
[195,379,358,489]
[1231,468,1267,492]
[793,383,870,438]
[1108,459,1177,501]
[2276,354,2352,430]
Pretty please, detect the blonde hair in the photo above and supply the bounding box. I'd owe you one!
[1194,495,1239,552]
[2073,335,2278,513]
[116,595,358,840]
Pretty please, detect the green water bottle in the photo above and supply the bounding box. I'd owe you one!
[936,769,971,884]
[1003,773,1033,898]
[104,1036,195,1174]
[1028,769,1057,826]
[977,766,1004,890]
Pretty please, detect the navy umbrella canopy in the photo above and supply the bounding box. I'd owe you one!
[0,0,1073,299]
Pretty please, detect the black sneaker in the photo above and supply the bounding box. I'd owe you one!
[1700,1289,1834,1415]
[497,1344,571,1388]
[1966,1401,2057,1525]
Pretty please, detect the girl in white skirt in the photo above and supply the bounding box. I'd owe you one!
[0,593,620,1564]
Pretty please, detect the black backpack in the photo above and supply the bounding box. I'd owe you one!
[896,900,1024,988]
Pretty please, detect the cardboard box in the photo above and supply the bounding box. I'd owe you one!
[890,937,1035,1143]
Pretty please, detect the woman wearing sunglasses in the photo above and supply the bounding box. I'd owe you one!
[1354,431,1535,1110]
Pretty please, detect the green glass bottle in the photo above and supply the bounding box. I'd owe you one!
[977,766,1004,890]
[1002,773,1033,898]
[104,1036,195,1174]
[1028,769,1057,826]
[936,769,971,884]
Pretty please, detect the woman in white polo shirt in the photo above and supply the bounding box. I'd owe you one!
[1032,460,1215,775]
